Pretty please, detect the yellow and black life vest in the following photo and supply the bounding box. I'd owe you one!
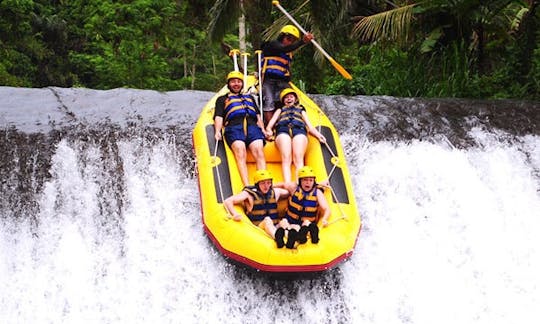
[275,105,306,131]
[286,185,324,224]
[244,186,279,224]
[262,52,293,80]
[223,93,258,125]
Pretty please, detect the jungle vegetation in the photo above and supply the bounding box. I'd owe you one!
[1,0,539,100]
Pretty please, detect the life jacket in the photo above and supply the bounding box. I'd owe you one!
[286,185,324,224]
[275,104,306,132]
[223,93,258,125]
[262,52,293,80]
[244,186,279,224]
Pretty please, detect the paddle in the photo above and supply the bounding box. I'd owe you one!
[229,49,241,72]
[272,1,352,80]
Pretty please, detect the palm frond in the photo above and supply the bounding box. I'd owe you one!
[207,0,241,42]
[262,0,310,42]
[351,3,416,44]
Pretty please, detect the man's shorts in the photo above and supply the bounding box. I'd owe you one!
[224,123,265,147]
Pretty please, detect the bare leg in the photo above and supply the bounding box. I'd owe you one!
[291,134,308,181]
[275,134,292,182]
[248,139,266,171]
[230,140,249,186]
[261,217,277,238]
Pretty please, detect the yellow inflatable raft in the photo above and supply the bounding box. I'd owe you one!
[192,76,361,273]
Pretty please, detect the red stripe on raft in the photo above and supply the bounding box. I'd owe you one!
[202,223,354,273]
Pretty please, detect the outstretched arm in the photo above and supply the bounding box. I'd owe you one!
[214,96,226,141]
[263,38,309,55]
[214,116,223,141]
[302,110,326,143]
[273,187,291,200]
[265,109,281,137]
[317,188,330,227]
[223,191,250,221]
[274,181,297,194]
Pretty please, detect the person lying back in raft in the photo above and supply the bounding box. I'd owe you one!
[278,166,330,247]
[265,88,326,183]
[223,170,297,249]
[214,71,269,186]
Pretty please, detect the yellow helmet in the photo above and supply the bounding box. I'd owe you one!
[279,88,298,103]
[226,71,244,82]
[280,25,300,39]
[298,166,316,179]
[253,169,273,184]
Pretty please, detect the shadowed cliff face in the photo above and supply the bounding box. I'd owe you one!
[0,87,213,220]
[311,95,540,148]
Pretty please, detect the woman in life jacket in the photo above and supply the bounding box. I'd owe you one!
[223,170,296,248]
[282,166,330,246]
[265,88,326,183]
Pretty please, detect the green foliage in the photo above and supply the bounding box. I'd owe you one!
[0,0,538,100]
[0,0,230,90]
[322,40,539,100]
[530,47,540,99]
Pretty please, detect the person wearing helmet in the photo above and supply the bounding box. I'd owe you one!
[260,25,314,125]
[223,170,294,248]
[264,88,326,183]
[280,166,330,246]
[214,71,267,186]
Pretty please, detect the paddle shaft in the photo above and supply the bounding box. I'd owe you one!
[273,3,328,60]
[272,1,352,80]
[229,49,240,72]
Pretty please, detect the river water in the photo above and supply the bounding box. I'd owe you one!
[1,86,539,323]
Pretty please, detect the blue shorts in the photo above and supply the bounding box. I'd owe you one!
[224,123,265,147]
[275,125,307,138]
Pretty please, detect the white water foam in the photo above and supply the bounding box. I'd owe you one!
[1,130,539,324]
[344,130,540,324]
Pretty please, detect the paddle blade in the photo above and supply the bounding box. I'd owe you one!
[329,58,352,80]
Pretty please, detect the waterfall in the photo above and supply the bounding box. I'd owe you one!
[1,86,539,323]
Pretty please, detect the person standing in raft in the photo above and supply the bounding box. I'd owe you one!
[260,25,313,125]
[214,71,270,186]
[224,170,296,249]
[265,88,326,182]
[279,166,330,247]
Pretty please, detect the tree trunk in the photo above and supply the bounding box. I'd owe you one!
[239,0,246,52]
[191,44,196,89]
